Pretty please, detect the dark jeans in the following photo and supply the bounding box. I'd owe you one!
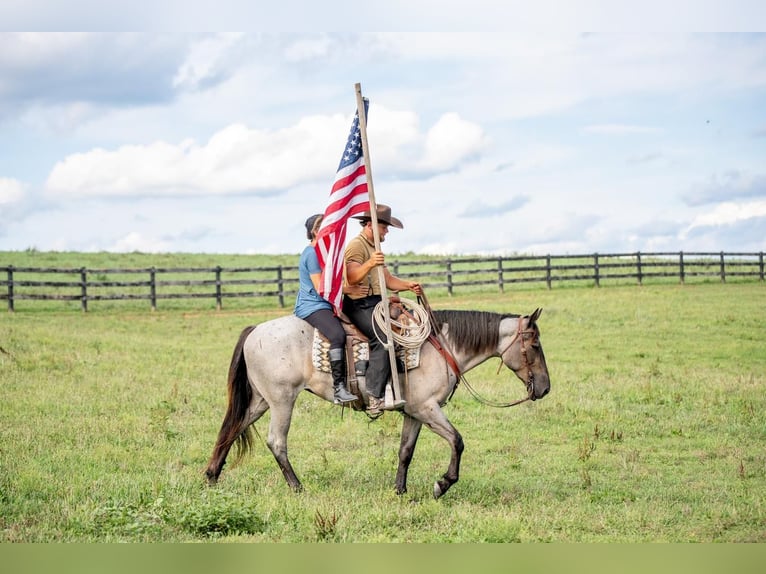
[303,308,345,350]
[342,295,389,399]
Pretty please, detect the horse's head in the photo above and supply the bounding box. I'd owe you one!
[500,308,550,401]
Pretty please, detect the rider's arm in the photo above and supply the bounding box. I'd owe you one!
[346,256,381,285]
[384,268,423,296]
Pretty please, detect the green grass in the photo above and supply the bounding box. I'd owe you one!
[1,259,765,541]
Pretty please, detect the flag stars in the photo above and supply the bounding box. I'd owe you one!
[337,110,366,169]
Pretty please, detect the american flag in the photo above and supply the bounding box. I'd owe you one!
[315,99,371,312]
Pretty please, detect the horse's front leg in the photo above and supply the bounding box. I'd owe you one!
[396,414,423,495]
[422,408,464,500]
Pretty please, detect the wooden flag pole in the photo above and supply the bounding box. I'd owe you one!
[354,82,404,406]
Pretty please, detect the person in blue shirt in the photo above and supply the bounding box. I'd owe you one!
[295,214,358,405]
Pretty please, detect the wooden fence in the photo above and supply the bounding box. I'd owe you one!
[2,251,763,312]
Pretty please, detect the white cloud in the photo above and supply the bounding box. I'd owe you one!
[0,177,24,204]
[43,106,488,198]
[421,113,487,171]
[44,117,349,197]
[684,200,766,233]
[684,171,766,206]
[172,33,244,91]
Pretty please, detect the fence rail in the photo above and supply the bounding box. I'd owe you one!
[2,251,763,312]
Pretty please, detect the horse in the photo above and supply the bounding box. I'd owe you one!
[204,307,550,499]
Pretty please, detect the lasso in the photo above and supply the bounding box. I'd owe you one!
[372,297,431,349]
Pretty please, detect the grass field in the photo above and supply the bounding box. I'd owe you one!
[1,271,764,542]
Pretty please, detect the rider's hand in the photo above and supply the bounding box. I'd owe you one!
[368,251,385,268]
[409,282,423,296]
[344,283,369,297]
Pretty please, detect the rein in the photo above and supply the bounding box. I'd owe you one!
[418,294,534,409]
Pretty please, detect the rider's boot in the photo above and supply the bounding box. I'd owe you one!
[329,349,357,405]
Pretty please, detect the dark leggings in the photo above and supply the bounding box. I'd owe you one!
[303,308,346,350]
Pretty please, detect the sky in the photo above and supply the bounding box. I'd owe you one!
[1,26,765,256]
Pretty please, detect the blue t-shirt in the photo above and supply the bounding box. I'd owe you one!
[294,245,333,318]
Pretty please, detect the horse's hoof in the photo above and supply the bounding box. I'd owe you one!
[433,481,442,499]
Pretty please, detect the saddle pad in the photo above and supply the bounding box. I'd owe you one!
[311,329,368,373]
[312,329,420,373]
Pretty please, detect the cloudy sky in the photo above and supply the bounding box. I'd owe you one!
[1,28,765,255]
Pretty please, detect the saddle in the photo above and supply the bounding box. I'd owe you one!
[311,304,422,405]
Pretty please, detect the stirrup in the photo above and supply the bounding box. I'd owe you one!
[381,398,406,411]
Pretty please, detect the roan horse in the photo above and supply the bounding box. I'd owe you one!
[205,308,550,499]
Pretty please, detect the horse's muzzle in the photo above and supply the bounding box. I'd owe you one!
[530,376,550,401]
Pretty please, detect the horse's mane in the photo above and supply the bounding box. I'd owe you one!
[431,310,519,356]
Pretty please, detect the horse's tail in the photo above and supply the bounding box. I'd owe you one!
[205,325,257,481]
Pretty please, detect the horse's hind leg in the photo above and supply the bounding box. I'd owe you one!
[266,401,303,492]
[205,395,269,484]
[396,414,423,495]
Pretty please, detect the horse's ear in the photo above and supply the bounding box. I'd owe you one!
[529,308,542,324]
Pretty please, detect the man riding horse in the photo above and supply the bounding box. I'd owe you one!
[341,204,423,414]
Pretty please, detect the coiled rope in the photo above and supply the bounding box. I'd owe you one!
[372,297,431,349]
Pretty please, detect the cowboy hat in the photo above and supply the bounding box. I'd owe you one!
[352,204,404,229]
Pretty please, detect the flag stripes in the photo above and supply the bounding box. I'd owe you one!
[315,101,370,312]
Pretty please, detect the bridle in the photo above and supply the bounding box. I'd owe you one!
[418,294,537,408]
[461,315,537,408]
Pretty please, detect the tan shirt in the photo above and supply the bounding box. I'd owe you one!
[344,231,382,299]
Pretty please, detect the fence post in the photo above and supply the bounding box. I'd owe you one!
[80,267,88,312]
[760,252,764,282]
[594,253,600,287]
[446,259,453,296]
[546,255,552,289]
[277,266,285,308]
[150,267,157,311]
[719,251,726,283]
[636,252,643,285]
[679,251,685,284]
[7,266,14,312]
[497,257,504,292]
[215,266,222,311]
